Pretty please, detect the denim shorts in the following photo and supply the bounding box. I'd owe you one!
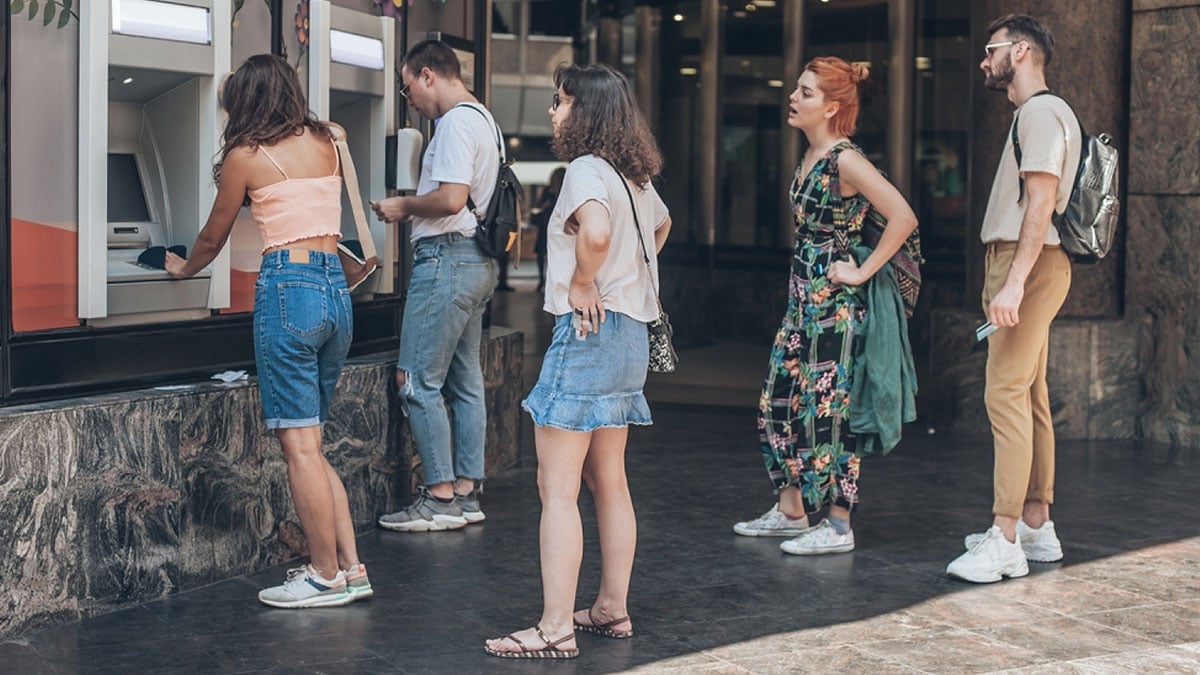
[522,310,652,432]
[254,249,353,429]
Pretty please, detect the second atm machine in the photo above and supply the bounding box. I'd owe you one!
[308,0,396,295]
[79,0,231,326]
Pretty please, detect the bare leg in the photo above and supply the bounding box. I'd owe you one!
[276,426,338,579]
[778,485,807,519]
[485,424,588,654]
[575,426,635,634]
[322,459,360,570]
[1022,500,1050,529]
[992,514,1019,543]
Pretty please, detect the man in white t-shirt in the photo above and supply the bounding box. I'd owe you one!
[947,14,1079,584]
[371,40,502,533]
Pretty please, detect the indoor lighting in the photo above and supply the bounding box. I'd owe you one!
[110,0,211,44]
[752,0,777,6]
[915,56,932,70]
[679,67,698,76]
[745,3,757,11]
[767,79,783,88]
[673,13,684,21]
[330,29,385,70]
[122,77,134,84]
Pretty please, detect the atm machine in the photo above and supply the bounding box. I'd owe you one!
[307,0,396,295]
[78,0,231,326]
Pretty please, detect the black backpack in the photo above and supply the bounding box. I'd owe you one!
[1012,91,1120,264]
[457,104,524,258]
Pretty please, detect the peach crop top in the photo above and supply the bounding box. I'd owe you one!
[248,140,343,253]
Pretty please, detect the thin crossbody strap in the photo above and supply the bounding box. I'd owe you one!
[329,126,377,260]
[602,158,664,312]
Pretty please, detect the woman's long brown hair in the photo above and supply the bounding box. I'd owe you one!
[214,54,332,186]
[551,64,662,186]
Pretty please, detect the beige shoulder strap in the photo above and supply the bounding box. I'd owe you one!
[328,126,377,260]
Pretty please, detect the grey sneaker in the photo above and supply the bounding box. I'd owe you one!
[378,487,469,532]
[456,489,486,524]
[964,520,1063,563]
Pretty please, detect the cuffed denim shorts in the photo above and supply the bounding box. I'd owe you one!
[254,249,353,429]
[522,310,653,432]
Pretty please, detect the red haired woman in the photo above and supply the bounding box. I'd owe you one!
[732,57,917,554]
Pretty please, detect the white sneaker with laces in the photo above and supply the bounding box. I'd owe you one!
[946,525,1029,583]
[963,520,1063,563]
[779,519,855,555]
[258,565,352,609]
[733,505,813,537]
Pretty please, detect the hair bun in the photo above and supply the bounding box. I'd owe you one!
[853,63,870,83]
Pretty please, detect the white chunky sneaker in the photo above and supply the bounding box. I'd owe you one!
[946,525,1029,583]
[964,520,1063,563]
[779,519,855,555]
[733,504,813,537]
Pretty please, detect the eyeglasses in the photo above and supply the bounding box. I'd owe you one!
[984,40,1017,57]
[551,93,561,111]
[399,82,412,100]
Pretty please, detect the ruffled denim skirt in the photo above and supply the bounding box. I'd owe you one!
[522,310,653,432]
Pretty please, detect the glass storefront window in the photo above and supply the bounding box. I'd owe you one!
[806,0,890,167]
[914,0,970,293]
[720,0,785,248]
[656,1,702,245]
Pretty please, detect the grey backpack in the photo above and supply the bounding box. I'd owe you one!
[1013,91,1120,264]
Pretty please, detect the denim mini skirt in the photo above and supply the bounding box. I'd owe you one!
[522,310,653,432]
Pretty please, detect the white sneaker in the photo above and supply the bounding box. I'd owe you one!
[963,520,1063,563]
[779,519,855,555]
[946,526,1029,583]
[258,565,352,609]
[733,505,813,537]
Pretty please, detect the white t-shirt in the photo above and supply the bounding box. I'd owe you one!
[409,102,502,243]
[980,94,1081,245]
[543,155,670,323]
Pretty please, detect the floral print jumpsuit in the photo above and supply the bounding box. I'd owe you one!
[757,143,867,513]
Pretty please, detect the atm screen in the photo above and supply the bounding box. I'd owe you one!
[107,153,152,222]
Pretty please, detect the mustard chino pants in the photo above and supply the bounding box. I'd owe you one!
[982,242,1071,518]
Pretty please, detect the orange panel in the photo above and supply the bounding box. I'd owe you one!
[220,268,258,315]
[11,219,80,332]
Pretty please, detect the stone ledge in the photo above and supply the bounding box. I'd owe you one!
[0,328,523,638]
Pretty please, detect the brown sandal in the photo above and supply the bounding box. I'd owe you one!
[484,624,580,659]
[573,607,634,639]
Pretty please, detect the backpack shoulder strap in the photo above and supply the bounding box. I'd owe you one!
[1013,89,1063,204]
[453,102,505,161]
[452,103,505,214]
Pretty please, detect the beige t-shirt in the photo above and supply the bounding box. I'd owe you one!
[980,94,1082,245]
[542,155,670,323]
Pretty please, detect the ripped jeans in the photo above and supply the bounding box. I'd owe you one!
[397,232,498,486]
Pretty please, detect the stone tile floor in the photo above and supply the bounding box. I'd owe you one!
[5,273,1199,673]
[3,403,1200,673]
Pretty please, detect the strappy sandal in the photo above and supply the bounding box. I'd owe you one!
[573,607,634,639]
[484,624,580,659]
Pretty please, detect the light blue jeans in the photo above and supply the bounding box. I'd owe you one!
[398,232,498,486]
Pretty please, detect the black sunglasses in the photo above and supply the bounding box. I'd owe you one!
[400,82,412,100]
[551,93,561,111]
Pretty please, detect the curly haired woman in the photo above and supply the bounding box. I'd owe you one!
[485,64,671,659]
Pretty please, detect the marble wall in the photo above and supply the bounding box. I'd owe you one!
[0,328,523,638]
[1127,3,1200,446]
